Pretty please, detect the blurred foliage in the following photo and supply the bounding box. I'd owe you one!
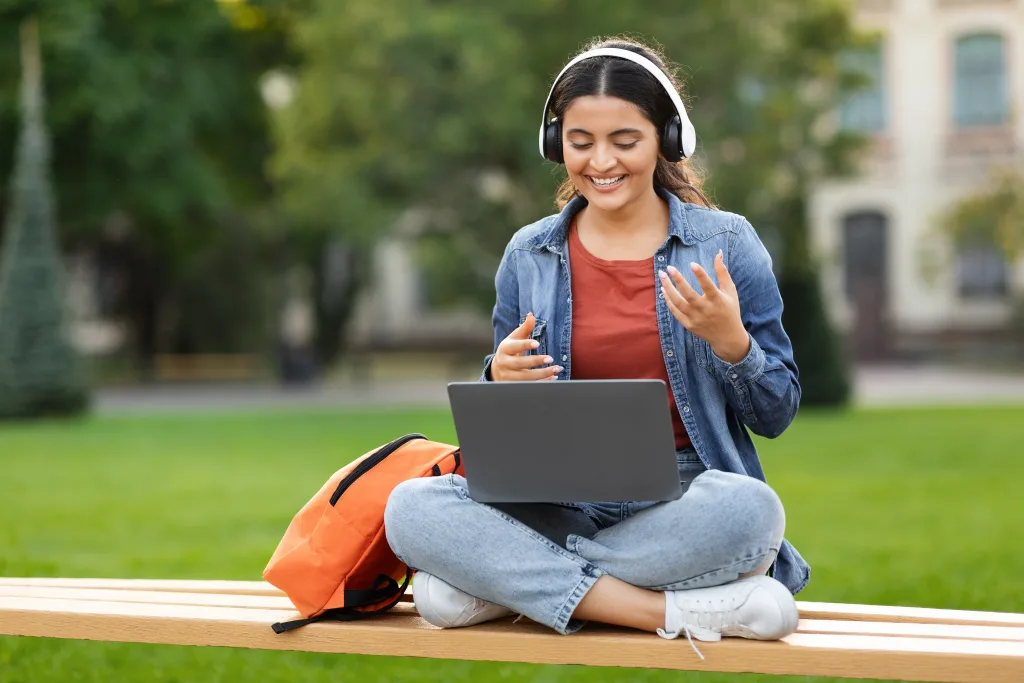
[779,255,852,408]
[940,167,1024,337]
[272,0,869,286]
[0,0,290,366]
[941,168,1024,260]
[0,0,877,391]
[0,15,88,417]
[272,0,867,401]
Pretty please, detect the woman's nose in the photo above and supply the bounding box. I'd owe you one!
[589,151,618,173]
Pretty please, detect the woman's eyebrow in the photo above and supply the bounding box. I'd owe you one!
[565,127,644,136]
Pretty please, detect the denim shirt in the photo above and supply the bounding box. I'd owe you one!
[479,188,810,595]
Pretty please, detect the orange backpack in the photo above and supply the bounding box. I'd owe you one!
[263,433,463,633]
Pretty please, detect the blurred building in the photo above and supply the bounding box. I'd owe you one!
[810,0,1024,362]
[63,0,1024,371]
[359,0,1024,365]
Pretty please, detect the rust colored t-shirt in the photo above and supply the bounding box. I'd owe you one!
[568,219,692,451]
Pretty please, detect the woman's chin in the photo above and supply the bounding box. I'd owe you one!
[582,191,633,213]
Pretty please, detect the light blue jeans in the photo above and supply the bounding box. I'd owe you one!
[384,450,786,634]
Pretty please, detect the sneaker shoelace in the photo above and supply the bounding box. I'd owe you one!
[656,595,741,660]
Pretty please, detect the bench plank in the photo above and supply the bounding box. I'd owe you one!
[5,579,1023,629]
[5,585,1024,644]
[797,619,1024,642]
[3,586,1021,645]
[0,578,281,596]
[0,587,296,611]
[2,595,1022,682]
[7,586,1024,646]
[799,601,1024,628]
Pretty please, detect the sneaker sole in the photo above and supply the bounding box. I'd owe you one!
[413,574,511,629]
[747,575,800,640]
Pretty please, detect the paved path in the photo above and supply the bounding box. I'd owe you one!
[92,365,1024,414]
[853,365,1024,406]
[93,379,452,414]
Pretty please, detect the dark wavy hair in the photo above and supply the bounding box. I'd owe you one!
[550,36,713,210]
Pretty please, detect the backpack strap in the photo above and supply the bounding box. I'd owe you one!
[271,568,412,634]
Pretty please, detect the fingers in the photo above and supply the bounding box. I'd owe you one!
[509,312,536,340]
[713,250,737,295]
[492,312,562,381]
[521,365,562,381]
[689,262,721,300]
[660,270,691,316]
[664,266,703,306]
[494,357,562,381]
[664,291,693,328]
[499,338,540,355]
[505,353,554,370]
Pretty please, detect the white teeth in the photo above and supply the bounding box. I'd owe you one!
[591,176,624,186]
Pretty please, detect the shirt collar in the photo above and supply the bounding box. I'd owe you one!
[537,186,694,250]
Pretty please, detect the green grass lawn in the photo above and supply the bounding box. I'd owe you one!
[2,405,1023,682]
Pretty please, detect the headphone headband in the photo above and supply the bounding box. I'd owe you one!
[537,47,697,160]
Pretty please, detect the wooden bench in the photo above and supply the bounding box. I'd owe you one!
[153,354,264,382]
[1,577,1022,682]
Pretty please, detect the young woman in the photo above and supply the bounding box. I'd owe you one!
[384,37,809,651]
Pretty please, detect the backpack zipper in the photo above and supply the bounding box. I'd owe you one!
[330,433,427,506]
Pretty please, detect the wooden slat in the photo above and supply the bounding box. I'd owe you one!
[797,619,1024,642]
[4,585,1024,644]
[1,596,1022,683]
[5,586,1023,644]
[5,578,1024,630]
[798,601,1024,628]
[0,578,282,596]
[0,586,296,611]
[5,578,1022,628]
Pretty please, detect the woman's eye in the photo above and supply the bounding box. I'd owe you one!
[568,142,637,150]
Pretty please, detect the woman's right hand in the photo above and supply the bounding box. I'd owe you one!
[490,312,563,382]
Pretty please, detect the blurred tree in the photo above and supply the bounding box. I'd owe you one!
[272,0,868,402]
[0,0,291,373]
[0,14,88,418]
[941,169,1024,262]
[939,168,1024,331]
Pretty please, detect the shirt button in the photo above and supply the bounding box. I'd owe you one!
[561,355,568,362]
[730,373,738,380]
[683,405,690,413]
[657,255,665,262]
[666,350,674,357]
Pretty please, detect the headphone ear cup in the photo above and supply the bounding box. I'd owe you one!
[544,118,563,163]
[661,115,683,163]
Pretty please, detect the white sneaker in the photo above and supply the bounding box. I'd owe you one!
[412,572,513,628]
[659,575,799,657]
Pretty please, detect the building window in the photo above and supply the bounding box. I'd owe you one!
[840,40,886,133]
[957,245,1009,298]
[953,34,1007,128]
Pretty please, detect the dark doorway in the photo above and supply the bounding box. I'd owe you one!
[843,211,891,361]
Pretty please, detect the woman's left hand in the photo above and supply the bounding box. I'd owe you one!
[659,250,751,364]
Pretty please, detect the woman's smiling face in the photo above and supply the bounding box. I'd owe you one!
[561,94,661,214]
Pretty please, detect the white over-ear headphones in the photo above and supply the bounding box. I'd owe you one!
[538,47,697,163]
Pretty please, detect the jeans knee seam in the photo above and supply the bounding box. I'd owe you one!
[445,473,467,496]
[644,548,776,591]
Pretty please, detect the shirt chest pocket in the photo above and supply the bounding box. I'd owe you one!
[518,315,548,357]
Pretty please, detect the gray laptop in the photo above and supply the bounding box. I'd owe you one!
[447,379,683,503]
